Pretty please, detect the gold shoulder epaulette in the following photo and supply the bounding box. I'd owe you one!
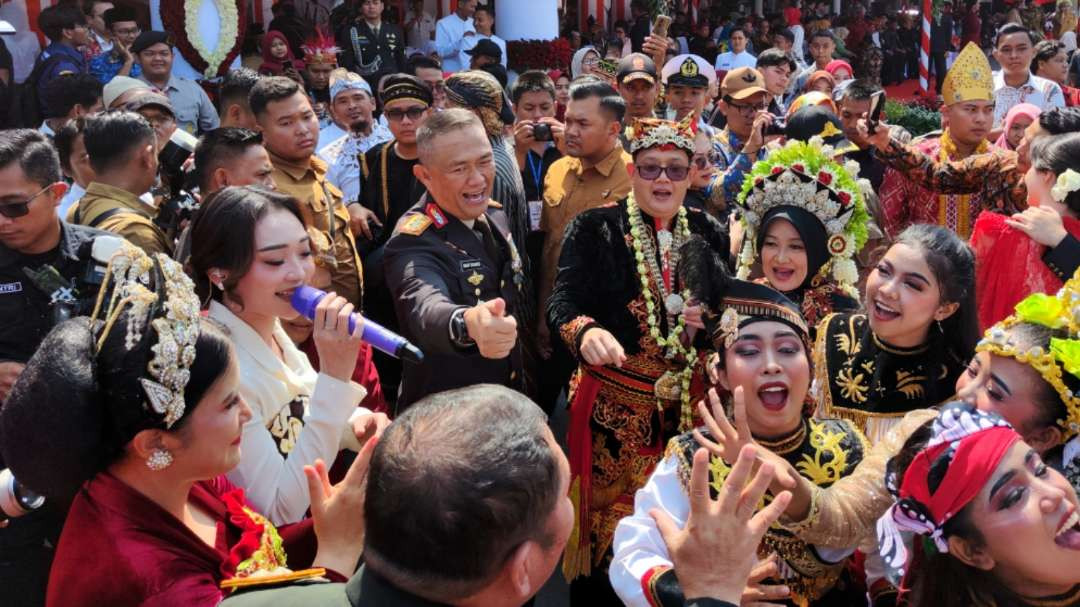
[398,213,432,236]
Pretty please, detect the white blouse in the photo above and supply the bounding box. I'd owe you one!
[209,300,370,526]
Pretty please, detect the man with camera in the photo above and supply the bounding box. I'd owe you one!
[69,111,173,256]
[0,129,124,606]
[711,67,775,207]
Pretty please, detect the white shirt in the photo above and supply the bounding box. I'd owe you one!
[58,182,84,219]
[209,301,370,525]
[1063,30,1078,53]
[465,33,507,66]
[714,50,757,72]
[91,30,113,54]
[435,13,475,72]
[992,70,1065,128]
[317,122,347,154]
[405,9,436,54]
[318,121,394,203]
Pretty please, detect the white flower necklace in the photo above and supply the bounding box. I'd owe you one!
[184,0,240,78]
[626,193,698,431]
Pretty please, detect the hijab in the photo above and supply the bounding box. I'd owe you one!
[803,70,836,94]
[756,206,829,296]
[994,103,1040,150]
[260,30,304,75]
[571,46,601,79]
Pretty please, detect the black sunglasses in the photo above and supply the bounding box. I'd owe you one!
[385,107,427,122]
[636,164,690,181]
[0,185,51,219]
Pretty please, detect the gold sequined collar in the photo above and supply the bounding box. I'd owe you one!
[755,419,808,455]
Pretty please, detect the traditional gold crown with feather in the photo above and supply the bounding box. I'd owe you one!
[977,272,1080,438]
[629,115,697,154]
[301,30,341,66]
[90,242,201,429]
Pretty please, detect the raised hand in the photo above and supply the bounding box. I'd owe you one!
[305,432,380,575]
[464,298,518,359]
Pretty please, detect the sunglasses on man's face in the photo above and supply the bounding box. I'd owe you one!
[385,107,426,122]
[0,184,52,219]
[635,163,690,181]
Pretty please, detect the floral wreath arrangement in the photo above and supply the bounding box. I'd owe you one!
[735,137,871,297]
[507,38,573,74]
[977,274,1080,438]
[160,0,247,79]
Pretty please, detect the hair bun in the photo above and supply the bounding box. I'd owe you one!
[0,319,107,499]
[678,234,732,308]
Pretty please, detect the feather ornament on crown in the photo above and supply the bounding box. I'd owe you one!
[301,29,340,66]
[629,115,698,154]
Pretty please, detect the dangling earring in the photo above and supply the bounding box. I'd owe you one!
[937,319,944,335]
[146,448,173,471]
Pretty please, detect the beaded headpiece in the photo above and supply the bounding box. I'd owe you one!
[734,138,870,297]
[629,115,697,154]
[710,280,810,352]
[301,30,340,66]
[976,274,1080,438]
[941,42,993,106]
[89,242,201,429]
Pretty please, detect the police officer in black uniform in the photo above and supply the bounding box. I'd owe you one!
[337,0,406,89]
[0,129,124,606]
[383,109,528,412]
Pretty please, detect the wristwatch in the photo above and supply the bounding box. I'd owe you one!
[449,307,475,349]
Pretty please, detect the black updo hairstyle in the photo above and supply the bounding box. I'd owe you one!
[0,261,232,500]
[1029,132,1080,217]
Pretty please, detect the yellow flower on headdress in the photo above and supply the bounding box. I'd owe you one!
[1051,338,1080,379]
[1051,169,1080,203]
[1015,293,1067,329]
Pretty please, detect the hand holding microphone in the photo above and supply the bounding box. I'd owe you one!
[292,286,424,368]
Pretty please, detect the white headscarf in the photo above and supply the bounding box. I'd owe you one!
[571,46,601,79]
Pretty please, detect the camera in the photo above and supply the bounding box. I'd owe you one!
[158,128,198,179]
[0,469,44,523]
[154,128,200,240]
[762,116,786,137]
[532,123,553,142]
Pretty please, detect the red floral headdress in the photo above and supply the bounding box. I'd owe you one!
[301,29,340,66]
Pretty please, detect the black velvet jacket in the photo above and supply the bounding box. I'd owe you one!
[547,199,730,358]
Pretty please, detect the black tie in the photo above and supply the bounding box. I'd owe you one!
[474,218,502,267]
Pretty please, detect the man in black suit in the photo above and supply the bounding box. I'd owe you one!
[336,0,406,89]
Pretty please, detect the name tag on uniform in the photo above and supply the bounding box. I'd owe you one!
[460,259,483,272]
[0,282,22,294]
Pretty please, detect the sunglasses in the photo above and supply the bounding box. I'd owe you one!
[385,107,426,122]
[691,152,721,170]
[0,184,52,219]
[636,164,690,181]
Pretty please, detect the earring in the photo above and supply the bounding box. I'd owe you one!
[146,448,173,471]
[937,319,944,334]
[211,273,225,291]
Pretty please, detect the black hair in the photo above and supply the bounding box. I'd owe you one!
[219,67,261,115]
[82,110,155,175]
[1038,106,1080,134]
[1030,131,1080,216]
[103,6,137,29]
[186,186,307,308]
[0,304,232,500]
[81,0,109,17]
[1031,39,1066,75]
[38,3,86,42]
[889,418,1025,607]
[510,70,556,104]
[996,322,1078,430]
[755,48,797,72]
[568,78,626,123]
[42,73,103,120]
[53,118,87,175]
[838,78,882,102]
[363,384,559,602]
[473,4,492,16]
[809,28,835,42]
[776,27,796,43]
[479,63,508,89]
[406,54,442,75]
[893,224,979,403]
[248,75,302,118]
[0,129,61,187]
[614,19,629,32]
[729,26,749,39]
[192,128,264,195]
[995,22,1035,47]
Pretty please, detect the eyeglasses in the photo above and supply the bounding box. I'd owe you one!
[728,101,768,117]
[0,184,52,219]
[385,107,427,122]
[635,164,690,181]
[691,152,721,170]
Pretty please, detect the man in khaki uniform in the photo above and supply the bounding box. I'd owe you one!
[252,76,364,306]
[69,110,172,256]
[536,79,631,411]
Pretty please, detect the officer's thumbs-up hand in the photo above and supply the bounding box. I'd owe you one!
[464,298,518,359]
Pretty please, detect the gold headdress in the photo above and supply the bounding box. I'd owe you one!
[942,42,994,105]
[89,242,201,429]
[629,115,697,154]
[977,273,1080,438]
[301,29,341,66]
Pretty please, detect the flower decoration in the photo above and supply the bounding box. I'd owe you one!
[160,0,247,80]
[1051,168,1080,203]
[507,38,573,73]
[734,139,870,298]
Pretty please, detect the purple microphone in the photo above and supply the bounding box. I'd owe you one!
[291,285,424,364]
